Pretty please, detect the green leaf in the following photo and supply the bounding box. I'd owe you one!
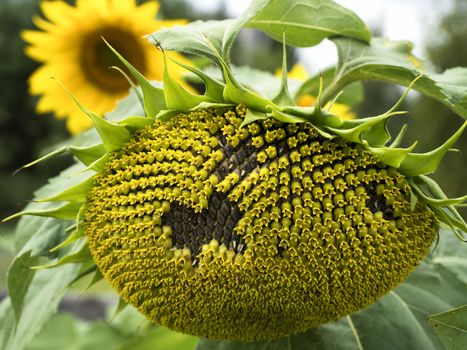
[123,327,198,350]
[24,314,81,350]
[150,0,270,63]
[246,0,371,47]
[149,20,234,61]
[0,159,92,350]
[328,37,467,119]
[0,247,83,350]
[429,305,467,350]
[197,231,467,350]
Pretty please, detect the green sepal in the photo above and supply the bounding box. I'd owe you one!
[408,175,467,241]
[49,224,85,252]
[16,143,105,174]
[295,68,364,106]
[85,153,111,173]
[272,36,294,106]
[311,125,337,139]
[390,124,408,148]
[269,109,306,123]
[409,187,419,211]
[86,111,131,152]
[162,52,213,110]
[109,65,144,107]
[434,207,467,241]
[53,78,132,152]
[171,59,226,102]
[222,67,272,110]
[118,115,154,132]
[36,176,94,203]
[364,76,420,147]
[280,106,343,128]
[155,109,182,122]
[326,111,405,145]
[2,202,82,222]
[31,242,92,270]
[155,102,235,122]
[80,268,103,294]
[363,141,417,168]
[410,181,467,207]
[103,38,166,117]
[240,108,269,128]
[50,205,86,252]
[190,102,235,111]
[110,297,128,321]
[15,147,68,173]
[207,38,273,111]
[399,120,467,176]
[415,175,466,226]
[361,114,393,147]
[70,144,106,166]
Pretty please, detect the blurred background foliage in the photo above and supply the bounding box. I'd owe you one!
[0,0,466,347]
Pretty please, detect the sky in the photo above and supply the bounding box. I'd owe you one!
[190,0,454,74]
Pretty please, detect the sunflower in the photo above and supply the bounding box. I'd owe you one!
[22,0,187,134]
[8,28,466,340]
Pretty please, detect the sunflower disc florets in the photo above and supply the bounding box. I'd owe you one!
[84,105,437,340]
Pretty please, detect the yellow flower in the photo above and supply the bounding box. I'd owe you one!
[22,0,188,134]
[286,64,356,120]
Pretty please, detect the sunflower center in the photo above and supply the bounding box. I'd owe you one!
[80,26,147,93]
[161,190,246,265]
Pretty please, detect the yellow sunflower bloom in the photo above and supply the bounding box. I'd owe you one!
[22,0,188,134]
[286,64,356,120]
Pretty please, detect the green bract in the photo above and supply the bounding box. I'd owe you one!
[4,0,467,346]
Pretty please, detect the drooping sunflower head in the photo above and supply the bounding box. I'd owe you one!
[11,0,467,343]
[84,105,438,340]
[22,0,187,134]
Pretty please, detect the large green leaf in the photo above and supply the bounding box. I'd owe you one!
[150,0,370,63]
[327,37,467,119]
[429,305,467,350]
[149,20,234,61]
[0,166,89,350]
[25,306,198,350]
[0,257,83,350]
[197,231,467,350]
[246,0,371,47]
[149,0,270,62]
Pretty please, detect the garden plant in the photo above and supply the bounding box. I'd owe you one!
[1,0,467,349]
